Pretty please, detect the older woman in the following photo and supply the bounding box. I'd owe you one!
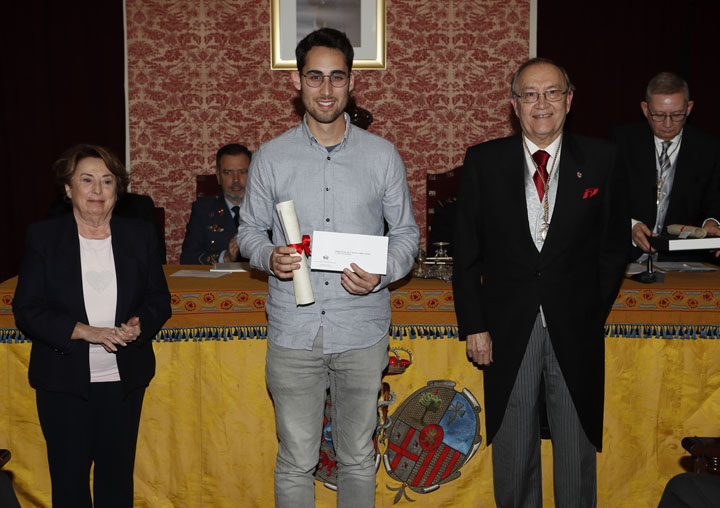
[13,144,171,508]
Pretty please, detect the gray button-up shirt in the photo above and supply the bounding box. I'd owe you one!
[237,114,419,353]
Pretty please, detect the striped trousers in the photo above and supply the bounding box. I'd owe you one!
[492,314,597,508]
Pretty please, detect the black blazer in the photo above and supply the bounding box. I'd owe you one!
[452,133,629,448]
[47,192,167,264]
[13,214,171,399]
[611,122,720,261]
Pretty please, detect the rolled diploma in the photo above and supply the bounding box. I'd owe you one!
[276,200,315,305]
[667,224,707,239]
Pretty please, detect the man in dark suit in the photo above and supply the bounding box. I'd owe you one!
[611,72,720,262]
[180,143,251,264]
[453,58,628,507]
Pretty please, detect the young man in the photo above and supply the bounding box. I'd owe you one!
[237,28,418,508]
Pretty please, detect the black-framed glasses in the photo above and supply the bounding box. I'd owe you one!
[513,89,568,103]
[648,110,687,123]
[302,71,349,88]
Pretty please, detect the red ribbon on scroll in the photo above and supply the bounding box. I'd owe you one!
[289,234,312,256]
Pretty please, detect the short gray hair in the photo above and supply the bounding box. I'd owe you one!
[646,72,690,102]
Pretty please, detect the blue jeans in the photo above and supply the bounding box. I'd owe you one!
[266,327,388,508]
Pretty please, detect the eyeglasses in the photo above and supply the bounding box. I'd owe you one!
[648,110,687,123]
[513,89,568,103]
[302,71,349,88]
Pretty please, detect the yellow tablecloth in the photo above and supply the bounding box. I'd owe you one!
[1,267,719,507]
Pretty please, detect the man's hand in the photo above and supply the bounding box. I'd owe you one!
[632,222,657,252]
[341,263,381,295]
[703,220,720,237]
[270,246,302,279]
[466,332,492,366]
[703,220,720,257]
[226,235,240,262]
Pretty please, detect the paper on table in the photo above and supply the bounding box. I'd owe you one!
[625,263,649,275]
[677,262,717,272]
[655,262,716,272]
[276,200,314,305]
[626,261,717,274]
[210,262,250,272]
[169,269,228,278]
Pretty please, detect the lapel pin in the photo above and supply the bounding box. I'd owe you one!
[576,171,583,178]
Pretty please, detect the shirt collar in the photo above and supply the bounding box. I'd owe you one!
[523,134,563,177]
[653,129,683,150]
[524,135,562,157]
[224,196,241,212]
[301,112,352,150]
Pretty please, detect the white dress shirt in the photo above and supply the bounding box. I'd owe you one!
[523,135,563,252]
[522,135,563,326]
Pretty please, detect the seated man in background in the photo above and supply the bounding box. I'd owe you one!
[611,72,720,262]
[180,143,250,264]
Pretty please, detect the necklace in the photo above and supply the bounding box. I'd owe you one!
[523,135,562,242]
[655,140,680,206]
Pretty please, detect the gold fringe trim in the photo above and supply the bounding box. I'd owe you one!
[2,324,718,344]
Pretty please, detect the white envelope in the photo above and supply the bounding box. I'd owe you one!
[310,231,388,275]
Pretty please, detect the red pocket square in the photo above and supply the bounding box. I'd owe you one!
[583,187,599,199]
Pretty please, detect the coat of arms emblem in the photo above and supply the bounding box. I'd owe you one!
[312,354,482,504]
[383,380,482,499]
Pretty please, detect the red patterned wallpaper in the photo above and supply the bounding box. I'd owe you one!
[126,0,529,263]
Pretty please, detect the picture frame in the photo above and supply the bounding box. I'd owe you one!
[270,0,386,70]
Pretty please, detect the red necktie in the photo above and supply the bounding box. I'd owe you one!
[532,150,550,201]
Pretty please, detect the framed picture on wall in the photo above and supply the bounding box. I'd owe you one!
[270,0,386,69]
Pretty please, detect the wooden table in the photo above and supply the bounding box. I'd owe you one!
[1,266,719,507]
